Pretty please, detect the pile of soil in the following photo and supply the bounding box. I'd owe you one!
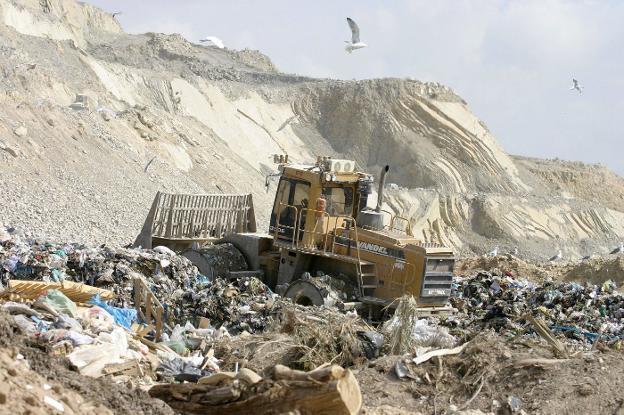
[0,312,173,415]
[563,256,624,284]
[456,254,624,285]
[455,255,552,281]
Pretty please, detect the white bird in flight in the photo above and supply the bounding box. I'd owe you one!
[345,18,367,53]
[488,246,499,257]
[549,249,562,262]
[199,36,225,49]
[570,78,583,94]
[610,242,624,255]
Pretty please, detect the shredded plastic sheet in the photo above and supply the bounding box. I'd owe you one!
[88,294,137,329]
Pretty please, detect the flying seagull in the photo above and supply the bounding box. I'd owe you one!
[549,249,562,262]
[488,246,499,257]
[345,18,367,53]
[144,156,157,173]
[112,11,122,19]
[610,242,624,255]
[570,78,583,94]
[199,36,225,49]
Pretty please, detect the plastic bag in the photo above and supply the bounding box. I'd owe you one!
[41,329,94,347]
[357,331,384,359]
[13,314,37,335]
[160,340,187,354]
[53,314,82,331]
[67,328,137,377]
[2,301,41,318]
[153,246,176,256]
[3,255,18,272]
[36,289,78,318]
[412,319,455,349]
[156,355,211,382]
[80,306,115,333]
[88,294,137,329]
[170,321,196,342]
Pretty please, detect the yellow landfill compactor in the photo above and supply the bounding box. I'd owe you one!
[135,156,455,317]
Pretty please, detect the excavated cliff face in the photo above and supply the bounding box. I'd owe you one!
[1,0,121,46]
[0,0,622,259]
[294,79,529,194]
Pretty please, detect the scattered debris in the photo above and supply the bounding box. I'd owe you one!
[1,226,624,414]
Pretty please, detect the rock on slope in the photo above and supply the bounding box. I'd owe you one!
[0,0,622,259]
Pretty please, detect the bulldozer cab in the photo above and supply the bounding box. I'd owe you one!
[268,158,366,250]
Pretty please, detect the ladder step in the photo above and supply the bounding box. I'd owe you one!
[362,284,378,289]
[361,272,377,277]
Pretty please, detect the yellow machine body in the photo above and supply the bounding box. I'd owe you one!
[267,159,455,308]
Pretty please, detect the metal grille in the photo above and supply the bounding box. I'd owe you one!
[134,192,256,248]
[151,192,256,239]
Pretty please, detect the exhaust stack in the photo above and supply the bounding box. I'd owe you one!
[375,165,390,213]
[357,165,390,231]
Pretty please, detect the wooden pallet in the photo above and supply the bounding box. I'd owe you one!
[0,280,115,304]
[133,278,164,341]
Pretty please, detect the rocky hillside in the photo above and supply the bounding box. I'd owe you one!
[0,0,623,260]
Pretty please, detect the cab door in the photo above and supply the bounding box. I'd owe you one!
[269,177,311,242]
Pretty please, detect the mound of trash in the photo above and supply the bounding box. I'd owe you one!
[0,228,377,412]
[447,272,624,348]
[3,227,624,414]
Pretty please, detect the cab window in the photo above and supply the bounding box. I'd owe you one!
[272,179,290,216]
[322,187,354,216]
[293,182,311,209]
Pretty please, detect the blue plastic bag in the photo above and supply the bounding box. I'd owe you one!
[88,294,137,329]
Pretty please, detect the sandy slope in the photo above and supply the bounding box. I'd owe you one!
[0,0,622,260]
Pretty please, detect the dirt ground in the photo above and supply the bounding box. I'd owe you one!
[0,312,173,415]
[212,324,624,414]
[455,255,552,281]
[356,332,624,415]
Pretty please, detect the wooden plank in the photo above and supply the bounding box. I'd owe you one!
[2,280,115,303]
[149,364,362,415]
[102,360,141,376]
[165,194,176,238]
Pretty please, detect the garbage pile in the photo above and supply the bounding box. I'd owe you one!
[3,289,154,378]
[2,282,233,382]
[0,230,196,301]
[0,228,380,388]
[0,229,276,383]
[447,272,624,348]
[0,230,280,333]
[184,276,278,334]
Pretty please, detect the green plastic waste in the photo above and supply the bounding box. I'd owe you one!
[159,340,187,354]
[36,289,78,318]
